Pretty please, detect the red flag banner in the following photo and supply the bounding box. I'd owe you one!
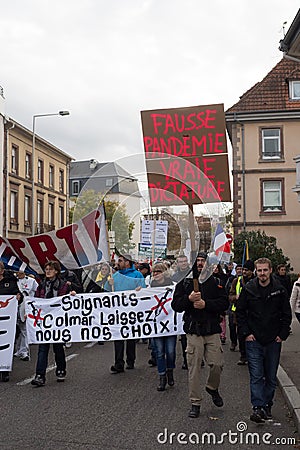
[0,206,109,274]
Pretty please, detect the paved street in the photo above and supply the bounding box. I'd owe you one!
[1,337,299,450]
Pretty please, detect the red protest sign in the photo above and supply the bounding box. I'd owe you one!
[141,104,231,206]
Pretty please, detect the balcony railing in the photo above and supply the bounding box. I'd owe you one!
[35,223,56,234]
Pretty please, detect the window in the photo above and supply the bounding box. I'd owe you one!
[10,191,18,221]
[72,180,80,195]
[48,203,54,226]
[24,195,31,224]
[106,178,113,187]
[59,169,64,192]
[59,205,64,228]
[37,199,43,233]
[11,145,18,173]
[261,128,282,159]
[289,80,300,99]
[25,153,31,178]
[262,180,283,212]
[49,165,54,188]
[37,159,44,183]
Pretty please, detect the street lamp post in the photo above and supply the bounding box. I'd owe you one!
[31,110,70,235]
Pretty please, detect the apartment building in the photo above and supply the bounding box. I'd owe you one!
[1,117,72,238]
[226,58,300,269]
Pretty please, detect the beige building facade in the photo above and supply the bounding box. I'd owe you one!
[226,58,300,270]
[2,117,72,239]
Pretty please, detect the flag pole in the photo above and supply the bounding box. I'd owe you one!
[102,200,115,292]
[242,240,249,266]
[102,200,111,263]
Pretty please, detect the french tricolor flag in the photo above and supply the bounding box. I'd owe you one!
[213,224,231,261]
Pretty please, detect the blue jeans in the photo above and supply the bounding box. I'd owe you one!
[246,340,281,408]
[36,343,66,378]
[152,335,177,375]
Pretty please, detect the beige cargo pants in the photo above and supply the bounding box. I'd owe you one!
[186,333,224,406]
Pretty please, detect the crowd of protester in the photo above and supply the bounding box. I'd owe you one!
[0,254,299,423]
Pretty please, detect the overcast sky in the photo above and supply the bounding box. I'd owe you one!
[1,0,299,173]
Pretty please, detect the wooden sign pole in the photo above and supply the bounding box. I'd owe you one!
[188,204,199,292]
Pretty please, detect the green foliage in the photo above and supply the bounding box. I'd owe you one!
[70,190,103,223]
[224,206,233,230]
[104,200,135,254]
[233,230,292,272]
[70,190,135,255]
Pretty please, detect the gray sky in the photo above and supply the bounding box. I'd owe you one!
[1,0,299,166]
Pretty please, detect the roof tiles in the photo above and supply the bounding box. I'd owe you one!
[226,57,300,113]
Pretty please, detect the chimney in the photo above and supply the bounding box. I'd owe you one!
[89,159,98,170]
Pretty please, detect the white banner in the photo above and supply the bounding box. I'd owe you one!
[141,219,155,245]
[0,295,18,371]
[155,220,168,246]
[25,287,184,344]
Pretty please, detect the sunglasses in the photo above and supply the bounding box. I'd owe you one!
[153,270,163,274]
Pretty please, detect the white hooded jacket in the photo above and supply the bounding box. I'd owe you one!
[290,277,300,314]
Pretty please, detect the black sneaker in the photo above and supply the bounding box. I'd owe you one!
[56,371,66,382]
[126,363,134,370]
[31,374,45,387]
[148,358,157,367]
[206,387,224,407]
[250,407,266,423]
[263,405,272,420]
[1,372,9,382]
[188,405,200,418]
[237,358,248,365]
[110,365,124,374]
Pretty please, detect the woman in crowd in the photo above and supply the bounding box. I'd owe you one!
[85,262,111,293]
[290,273,300,324]
[14,271,39,361]
[138,262,151,287]
[150,262,177,391]
[31,260,75,387]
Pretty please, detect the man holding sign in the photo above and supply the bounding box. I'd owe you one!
[171,253,228,418]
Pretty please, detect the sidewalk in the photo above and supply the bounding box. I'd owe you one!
[277,317,300,433]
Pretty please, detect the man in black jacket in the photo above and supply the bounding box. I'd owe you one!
[236,257,292,423]
[171,252,228,418]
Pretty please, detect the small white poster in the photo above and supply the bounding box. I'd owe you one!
[0,295,18,371]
